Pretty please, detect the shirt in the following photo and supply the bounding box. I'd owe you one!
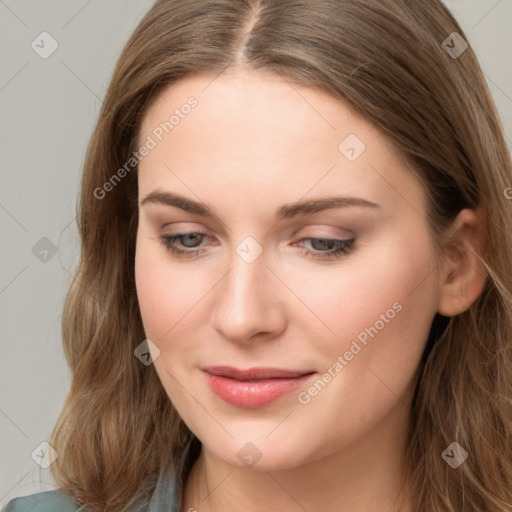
[1,468,178,512]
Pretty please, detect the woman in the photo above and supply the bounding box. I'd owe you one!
[4,0,511,510]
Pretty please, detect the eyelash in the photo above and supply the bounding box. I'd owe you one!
[158,232,356,261]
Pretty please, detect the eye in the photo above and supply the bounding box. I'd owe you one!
[295,237,356,261]
[158,232,356,261]
[158,232,209,257]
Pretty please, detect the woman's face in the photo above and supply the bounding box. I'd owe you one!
[135,70,442,471]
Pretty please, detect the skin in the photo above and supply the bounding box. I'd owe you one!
[134,70,486,511]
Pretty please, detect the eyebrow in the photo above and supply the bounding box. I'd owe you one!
[140,191,380,219]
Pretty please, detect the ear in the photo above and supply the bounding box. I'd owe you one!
[437,207,488,317]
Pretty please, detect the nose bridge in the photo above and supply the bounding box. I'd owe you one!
[222,240,268,317]
[212,236,281,342]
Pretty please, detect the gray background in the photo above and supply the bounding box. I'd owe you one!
[1,0,511,505]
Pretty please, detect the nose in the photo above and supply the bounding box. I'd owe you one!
[211,245,287,346]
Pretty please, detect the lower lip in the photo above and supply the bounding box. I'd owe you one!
[203,371,316,408]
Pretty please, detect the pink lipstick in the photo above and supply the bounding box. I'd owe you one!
[202,366,316,408]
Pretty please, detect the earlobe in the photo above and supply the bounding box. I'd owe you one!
[437,208,488,317]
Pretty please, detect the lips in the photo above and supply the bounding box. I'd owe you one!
[202,366,316,408]
[202,365,313,380]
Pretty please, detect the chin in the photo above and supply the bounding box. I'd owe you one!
[200,431,321,472]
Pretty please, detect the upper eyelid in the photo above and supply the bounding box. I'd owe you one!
[159,221,355,237]
[160,229,354,240]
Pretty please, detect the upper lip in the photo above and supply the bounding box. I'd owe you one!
[202,366,315,381]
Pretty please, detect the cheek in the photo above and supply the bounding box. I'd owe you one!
[134,237,215,346]
[292,234,436,333]
[135,237,178,340]
[293,229,438,385]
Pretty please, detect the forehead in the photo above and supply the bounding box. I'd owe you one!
[140,70,378,158]
[137,70,426,218]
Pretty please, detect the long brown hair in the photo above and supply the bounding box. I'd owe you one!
[50,1,512,510]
